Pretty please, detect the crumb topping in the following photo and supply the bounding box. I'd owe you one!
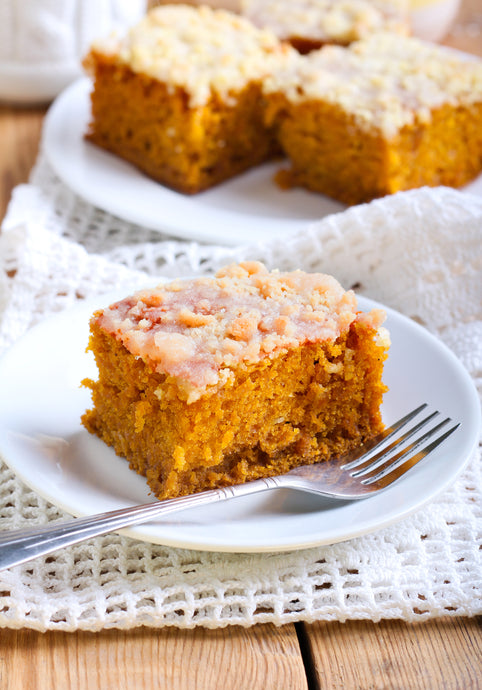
[89,5,295,107]
[263,33,482,138]
[241,0,409,44]
[95,262,385,402]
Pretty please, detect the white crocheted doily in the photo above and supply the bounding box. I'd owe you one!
[0,153,480,631]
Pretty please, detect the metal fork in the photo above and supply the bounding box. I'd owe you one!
[0,404,458,571]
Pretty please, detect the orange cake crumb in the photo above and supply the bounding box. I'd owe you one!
[82,262,390,500]
[263,33,482,204]
[83,5,296,195]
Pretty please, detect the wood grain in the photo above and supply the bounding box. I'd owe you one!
[0,105,45,221]
[0,624,308,690]
[302,617,482,690]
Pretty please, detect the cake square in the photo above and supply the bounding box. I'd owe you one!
[263,34,482,204]
[241,0,410,53]
[83,5,295,195]
[82,262,389,500]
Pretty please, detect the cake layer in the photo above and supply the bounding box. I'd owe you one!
[95,262,363,401]
[82,263,390,500]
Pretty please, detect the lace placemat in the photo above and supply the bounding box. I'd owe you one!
[0,154,480,631]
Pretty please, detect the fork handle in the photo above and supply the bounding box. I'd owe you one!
[0,477,281,572]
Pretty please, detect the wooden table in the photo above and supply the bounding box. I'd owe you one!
[0,2,481,687]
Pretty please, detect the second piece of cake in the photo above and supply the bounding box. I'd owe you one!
[82,262,389,500]
[263,33,482,204]
[83,5,296,195]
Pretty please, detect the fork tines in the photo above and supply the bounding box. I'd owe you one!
[341,404,460,488]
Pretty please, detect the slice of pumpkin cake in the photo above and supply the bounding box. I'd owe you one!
[82,262,389,499]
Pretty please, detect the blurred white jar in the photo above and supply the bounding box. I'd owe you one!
[408,0,461,42]
[0,0,147,104]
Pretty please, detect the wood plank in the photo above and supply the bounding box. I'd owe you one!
[0,624,308,690]
[301,617,482,689]
[0,105,45,222]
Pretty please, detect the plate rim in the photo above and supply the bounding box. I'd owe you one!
[42,77,344,247]
[0,289,479,553]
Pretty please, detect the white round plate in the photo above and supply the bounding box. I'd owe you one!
[0,291,479,553]
[42,78,345,246]
[42,77,482,247]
